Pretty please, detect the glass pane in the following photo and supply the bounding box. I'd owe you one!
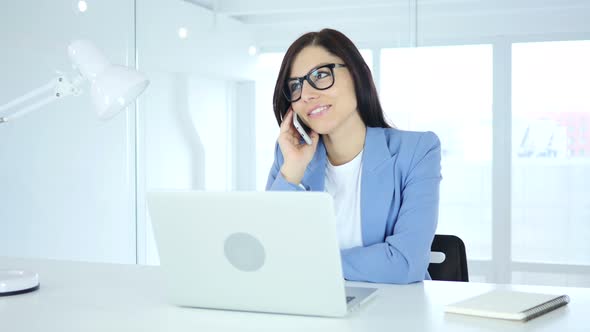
[255,53,284,190]
[0,0,137,263]
[380,45,493,260]
[137,0,259,264]
[512,40,590,265]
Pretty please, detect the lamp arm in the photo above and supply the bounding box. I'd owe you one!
[0,95,60,123]
[0,73,84,124]
[0,79,55,114]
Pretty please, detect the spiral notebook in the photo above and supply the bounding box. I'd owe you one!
[445,290,570,322]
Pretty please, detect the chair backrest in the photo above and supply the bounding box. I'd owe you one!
[428,234,469,282]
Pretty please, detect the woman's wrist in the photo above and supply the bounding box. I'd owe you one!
[280,164,305,185]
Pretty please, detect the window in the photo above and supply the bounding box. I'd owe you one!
[512,41,590,273]
[380,45,493,261]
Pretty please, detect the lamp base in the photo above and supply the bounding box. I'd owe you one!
[0,270,40,296]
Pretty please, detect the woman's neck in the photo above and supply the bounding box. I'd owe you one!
[323,111,366,166]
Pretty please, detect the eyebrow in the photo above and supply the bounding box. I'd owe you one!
[288,62,332,80]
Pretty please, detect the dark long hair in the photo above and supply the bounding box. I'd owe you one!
[272,28,391,128]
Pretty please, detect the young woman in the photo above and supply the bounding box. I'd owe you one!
[266,29,441,284]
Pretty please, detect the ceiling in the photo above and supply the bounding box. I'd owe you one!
[185,0,590,25]
[183,0,590,50]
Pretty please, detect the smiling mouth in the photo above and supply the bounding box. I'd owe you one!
[308,105,331,118]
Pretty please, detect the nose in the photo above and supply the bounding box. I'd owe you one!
[300,80,319,103]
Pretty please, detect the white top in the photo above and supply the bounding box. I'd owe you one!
[324,150,363,250]
[1,256,586,332]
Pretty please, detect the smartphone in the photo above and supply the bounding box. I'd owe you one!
[293,113,312,145]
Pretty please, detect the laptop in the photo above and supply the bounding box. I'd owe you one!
[147,191,377,317]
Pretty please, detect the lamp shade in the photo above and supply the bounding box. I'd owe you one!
[68,40,110,81]
[68,40,149,119]
[91,65,150,119]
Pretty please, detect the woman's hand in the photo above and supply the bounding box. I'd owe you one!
[277,109,320,185]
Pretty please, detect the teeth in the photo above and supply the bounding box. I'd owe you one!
[310,106,329,115]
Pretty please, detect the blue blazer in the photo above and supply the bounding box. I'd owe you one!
[266,127,441,284]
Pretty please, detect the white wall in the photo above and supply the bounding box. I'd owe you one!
[136,0,257,264]
[0,0,138,263]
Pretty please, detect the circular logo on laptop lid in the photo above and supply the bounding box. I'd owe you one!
[224,232,266,272]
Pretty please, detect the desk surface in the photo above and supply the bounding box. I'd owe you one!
[1,257,588,332]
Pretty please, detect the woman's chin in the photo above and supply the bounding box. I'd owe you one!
[310,126,330,136]
[308,121,337,136]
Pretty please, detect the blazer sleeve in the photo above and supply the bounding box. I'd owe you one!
[265,142,306,192]
[340,132,441,284]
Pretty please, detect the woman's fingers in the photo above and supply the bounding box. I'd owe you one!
[280,108,293,134]
[279,109,320,163]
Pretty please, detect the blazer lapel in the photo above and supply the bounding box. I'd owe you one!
[361,128,395,246]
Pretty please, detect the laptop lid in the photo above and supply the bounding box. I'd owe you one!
[147,191,349,317]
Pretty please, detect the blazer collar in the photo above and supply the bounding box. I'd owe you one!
[306,127,391,171]
[362,127,393,173]
[303,127,394,189]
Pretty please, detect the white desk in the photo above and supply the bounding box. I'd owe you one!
[1,257,588,331]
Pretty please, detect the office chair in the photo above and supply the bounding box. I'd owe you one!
[428,234,469,282]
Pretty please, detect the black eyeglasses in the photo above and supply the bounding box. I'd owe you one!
[283,63,347,102]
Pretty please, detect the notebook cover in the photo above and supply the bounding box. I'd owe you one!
[445,290,570,321]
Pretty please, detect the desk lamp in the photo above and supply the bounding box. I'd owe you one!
[0,40,149,296]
